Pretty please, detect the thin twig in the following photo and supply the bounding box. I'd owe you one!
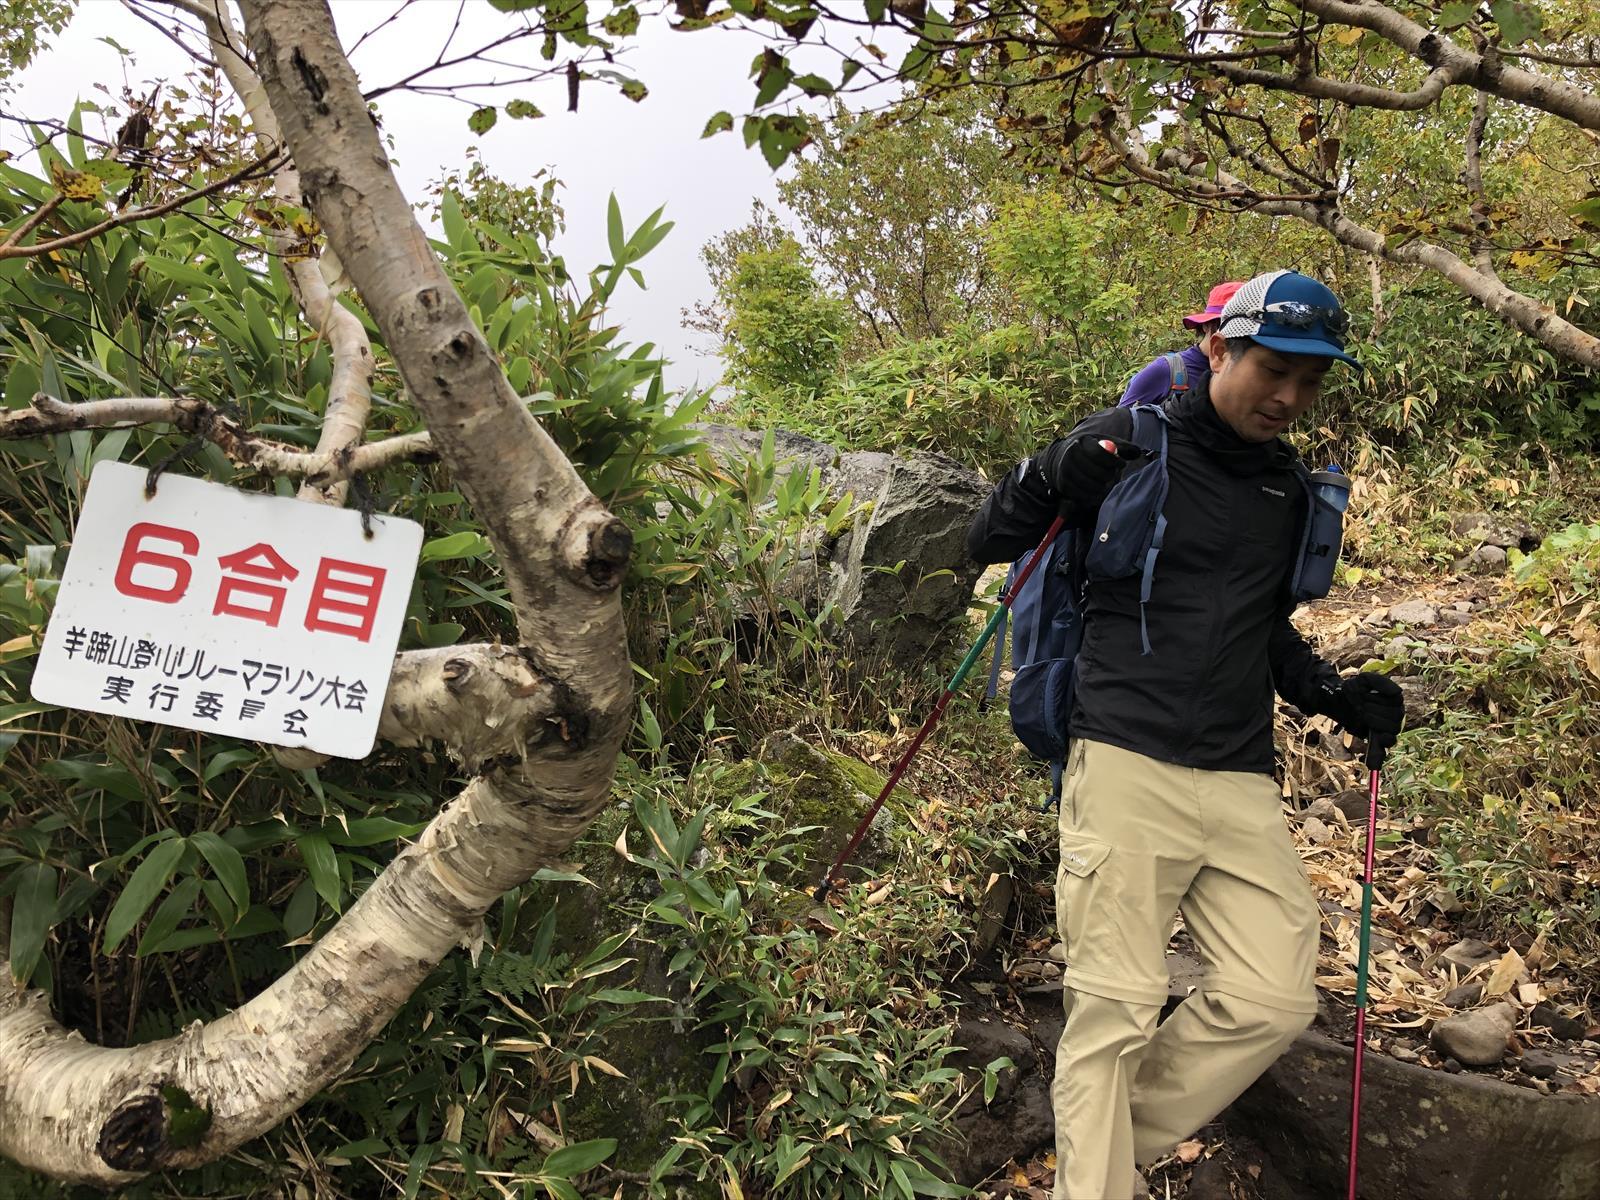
[0,150,283,260]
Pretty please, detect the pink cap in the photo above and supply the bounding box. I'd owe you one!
[1182,281,1245,330]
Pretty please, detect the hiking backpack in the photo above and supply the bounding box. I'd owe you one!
[983,401,1345,806]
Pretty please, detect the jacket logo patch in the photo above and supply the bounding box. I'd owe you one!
[1260,486,1286,498]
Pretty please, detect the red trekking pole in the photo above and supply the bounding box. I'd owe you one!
[811,497,1078,901]
[1347,763,1381,1200]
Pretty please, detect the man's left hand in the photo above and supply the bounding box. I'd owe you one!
[1331,672,1405,770]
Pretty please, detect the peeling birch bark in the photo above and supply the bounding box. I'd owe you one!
[0,0,632,1183]
[0,394,435,482]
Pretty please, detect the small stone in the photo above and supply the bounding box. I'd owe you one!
[1452,600,1474,613]
[1012,960,1062,984]
[1333,790,1370,820]
[1531,1002,1591,1042]
[1431,1002,1517,1066]
[1047,942,1067,963]
[1443,1056,1464,1073]
[1473,544,1508,569]
[1444,983,1484,1009]
[1429,886,1466,915]
[1440,938,1499,971]
[1520,1050,1562,1079]
[1324,633,1379,669]
[1301,816,1333,845]
[1438,609,1474,627]
[1388,600,1439,626]
[1302,798,1339,823]
[1391,1045,1421,1062]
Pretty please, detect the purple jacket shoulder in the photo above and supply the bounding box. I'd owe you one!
[1118,345,1212,408]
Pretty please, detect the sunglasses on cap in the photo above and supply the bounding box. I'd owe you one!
[1240,300,1351,338]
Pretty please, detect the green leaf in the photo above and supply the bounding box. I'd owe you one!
[9,863,57,985]
[894,1162,970,1197]
[752,49,794,108]
[793,73,834,97]
[702,111,735,138]
[1569,196,1600,230]
[328,1137,388,1159]
[620,79,648,103]
[241,290,278,360]
[468,106,499,134]
[607,193,625,262]
[420,531,490,562]
[506,99,544,119]
[190,830,249,914]
[297,832,342,912]
[1489,0,1541,44]
[327,816,429,846]
[602,3,640,36]
[542,1138,617,1177]
[103,837,188,953]
[136,874,203,956]
[1438,1,1476,27]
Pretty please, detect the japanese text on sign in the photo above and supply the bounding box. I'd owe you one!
[32,462,422,758]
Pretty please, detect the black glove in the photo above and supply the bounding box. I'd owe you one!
[1321,672,1405,770]
[1052,436,1142,515]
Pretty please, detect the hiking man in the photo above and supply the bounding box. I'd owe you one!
[966,271,1405,1200]
[1118,280,1244,408]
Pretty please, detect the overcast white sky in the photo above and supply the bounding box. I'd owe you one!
[3,0,886,392]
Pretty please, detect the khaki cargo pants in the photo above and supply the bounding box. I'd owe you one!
[1051,739,1320,1200]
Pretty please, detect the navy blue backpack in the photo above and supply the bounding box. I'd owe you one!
[984,399,1345,805]
[984,403,1172,804]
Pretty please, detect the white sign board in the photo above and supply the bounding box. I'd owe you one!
[31,461,422,759]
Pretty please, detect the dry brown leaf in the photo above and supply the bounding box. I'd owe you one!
[1175,1139,1206,1164]
[1484,948,1526,999]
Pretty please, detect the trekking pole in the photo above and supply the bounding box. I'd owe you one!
[812,510,1071,903]
[1347,762,1381,1200]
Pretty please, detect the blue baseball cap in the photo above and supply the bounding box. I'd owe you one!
[1217,270,1360,368]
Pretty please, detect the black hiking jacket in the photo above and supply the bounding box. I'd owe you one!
[967,381,1340,775]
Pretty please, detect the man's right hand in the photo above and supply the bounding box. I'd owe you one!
[1053,436,1143,514]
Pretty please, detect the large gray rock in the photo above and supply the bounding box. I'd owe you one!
[1229,1029,1600,1199]
[695,423,989,664]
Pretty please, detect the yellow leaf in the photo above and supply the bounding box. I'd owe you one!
[0,634,35,654]
[1334,26,1365,44]
[583,1054,627,1078]
[48,160,101,202]
[1483,948,1525,998]
[1176,1139,1206,1163]
[763,1089,793,1114]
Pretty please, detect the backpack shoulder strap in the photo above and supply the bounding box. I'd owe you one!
[1131,404,1172,655]
[1287,462,1316,602]
[1163,351,1188,395]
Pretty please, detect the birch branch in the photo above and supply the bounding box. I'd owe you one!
[1294,0,1600,133]
[1131,135,1600,368]
[1463,90,1498,280]
[146,0,376,510]
[0,394,435,484]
